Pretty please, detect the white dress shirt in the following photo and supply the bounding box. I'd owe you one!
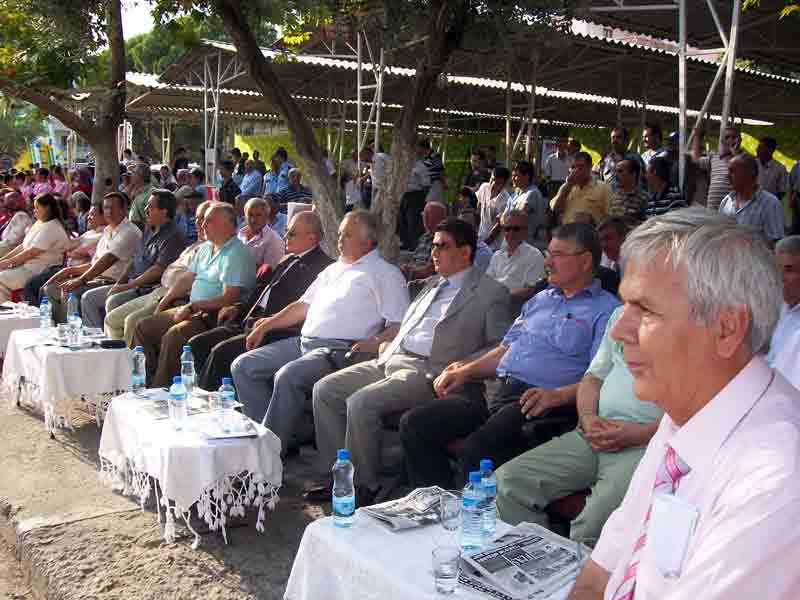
[593,357,800,600]
[299,249,409,340]
[767,302,800,389]
[486,242,544,291]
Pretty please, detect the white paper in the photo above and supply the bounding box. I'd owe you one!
[645,492,698,578]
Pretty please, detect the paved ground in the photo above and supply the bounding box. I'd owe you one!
[0,400,329,599]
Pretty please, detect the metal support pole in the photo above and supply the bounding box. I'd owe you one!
[505,66,512,165]
[678,0,687,190]
[719,0,741,149]
[616,61,623,128]
[441,92,451,165]
[203,55,209,184]
[686,51,728,150]
[373,48,385,153]
[356,32,363,176]
[525,54,538,161]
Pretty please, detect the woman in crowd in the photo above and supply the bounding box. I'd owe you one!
[0,193,70,301]
[159,165,177,191]
[0,190,14,233]
[17,172,33,201]
[65,201,106,266]
[32,168,52,197]
[73,191,92,235]
[51,165,69,197]
[0,192,33,258]
[73,168,92,197]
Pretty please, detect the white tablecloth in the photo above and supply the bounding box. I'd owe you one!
[3,328,132,432]
[99,389,283,547]
[0,308,40,357]
[284,514,576,600]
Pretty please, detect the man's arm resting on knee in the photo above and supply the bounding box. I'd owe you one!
[568,559,609,600]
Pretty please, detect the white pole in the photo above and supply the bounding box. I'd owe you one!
[719,0,741,149]
[356,32,363,176]
[678,0,687,190]
[203,55,209,184]
[505,66,512,165]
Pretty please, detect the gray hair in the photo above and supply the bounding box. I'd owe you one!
[776,235,800,256]
[293,210,324,239]
[620,206,781,354]
[206,201,237,228]
[345,209,378,245]
[244,197,267,214]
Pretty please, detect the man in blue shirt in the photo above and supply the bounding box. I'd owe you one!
[264,152,290,196]
[401,222,620,489]
[238,159,264,198]
[133,202,256,387]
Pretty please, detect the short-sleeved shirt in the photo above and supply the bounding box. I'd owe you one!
[496,280,620,390]
[610,188,649,222]
[544,152,569,183]
[506,186,550,248]
[92,218,143,281]
[21,219,70,274]
[553,179,614,225]
[188,235,256,302]
[300,249,409,340]
[277,184,313,204]
[599,151,646,193]
[130,220,186,281]
[718,189,785,243]
[587,306,664,424]
[128,185,153,226]
[646,186,686,218]
[237,223,284,269]
[264,164,290,196]
[476,183,510,244]
[161,241,206,289]
[486,242,545,291]
[757,159,788,197]
[1,212,33,246]
[239,170,264,196]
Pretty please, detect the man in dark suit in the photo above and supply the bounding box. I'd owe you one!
[190,211,332,390]
[307,218,512,504]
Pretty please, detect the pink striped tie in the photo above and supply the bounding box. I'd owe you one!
[611,445,690,600]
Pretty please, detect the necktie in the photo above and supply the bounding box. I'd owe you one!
[377,278,450,365]
[243,255,299,322]
[611,445,691,600]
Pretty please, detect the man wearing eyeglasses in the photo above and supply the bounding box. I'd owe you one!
[400,223,620,490]
[485,210,545,307]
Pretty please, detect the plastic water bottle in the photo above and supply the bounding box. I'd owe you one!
[131,346,146,397]
[218,377,236,433]
[332,448,355,528]
[461,471,485,551]
[169,376,188,430]
[39,296,52,330]
[480,458,497,540]
[66,292,80,325]
[180,345,196,396]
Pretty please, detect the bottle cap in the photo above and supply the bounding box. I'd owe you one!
[222,377,232,385]
[468,471,481,483]
[182,345,191,352]
[337,448,350,461]
[173,376,182,384]
[480,459,493,472]
[134,345,143,352]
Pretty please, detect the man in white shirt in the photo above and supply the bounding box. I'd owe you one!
[486,210,544,307]
[544,138,570,197]
[231,210,409,452]
[569,208,800,600]
[767,235,800,389]
[43,191,142,322]
[502,160,549,251]
[476,167,511,248]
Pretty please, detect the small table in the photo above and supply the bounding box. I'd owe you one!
[3,327,132,434]
[99,389,283,548]
[284,513,577,600]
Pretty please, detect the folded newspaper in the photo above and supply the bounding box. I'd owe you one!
[462,522,586,599]
[361,486,452,531]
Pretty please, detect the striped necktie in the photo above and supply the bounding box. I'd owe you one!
[611,445,691,600]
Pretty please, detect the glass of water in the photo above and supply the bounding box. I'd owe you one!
[432,545,460,594]
[439,490,461,533]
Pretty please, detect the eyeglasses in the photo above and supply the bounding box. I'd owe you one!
[431,242,454,250]
[502,226,524,232]
[546,249,589,260]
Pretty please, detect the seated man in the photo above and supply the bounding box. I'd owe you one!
[598,217,627,276]
[767,235,800,389]
[104,200,210,346]
[569,209,800,600]
[400,201,447,280]
[485,209,545,308]
[309,218,512,504]
[276,168,312,204]
[551,152,614,226]
[81,189,186,327]
[133,202,256,386]
[44,192,141,323]
[609,159,648,223]
[237,197,283,270]
[191,211,333,390]
[401,223,620,490]
[645,155,686,218]
[264,193,288,239]
[495,305,663,546]
[231,210,408,448]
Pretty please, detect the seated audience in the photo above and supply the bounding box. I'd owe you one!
[231,210,408,450]
[551,152,614,225]
[645,156,686,218]
[127,164,154,229]
[276,168,313,204]
[73,191,92,235]
[159,165,177,191]
[767,235,800,389]
[719,153,784,247]
[133,202,255,386]
[32,168,53,197]
[191,211,332,390]
[81,189,186,328]
[307,218,511,504]
[218,160,241,205]
[400,223,620,489]
[496,306,663,545]
[190,168,206,195]
[237,197,283,270]
[457,210,493,273]
[264,155,289,196]
[477,167,511,248]
[104,201,211,346]
[485,210,545,306]
[44,192,141,323]
[400,201,448,281]
[598,217,627,275]
[0,192,33,258]
[0,194,70,301]
[569,208,800,600]
[238,160,264,199]
[503,161,549,251]
[65,202,106,266]
[609,159,648,223]
[264,194,288,239]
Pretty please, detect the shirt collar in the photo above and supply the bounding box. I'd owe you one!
[342,248,379,267]
[549,278,603,298]
[667,356,775,474]
[440,266,470,289]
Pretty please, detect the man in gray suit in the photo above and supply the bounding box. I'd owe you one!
[306,217,512,503]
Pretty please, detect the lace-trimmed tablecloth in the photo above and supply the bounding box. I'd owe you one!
[284,514,575,600]
[3,327,132,433]
[99,390,282,548]
[0,309,39,357]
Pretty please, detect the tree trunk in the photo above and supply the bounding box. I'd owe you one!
[92,136,122,205]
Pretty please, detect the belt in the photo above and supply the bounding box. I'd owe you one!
[398,344,429,361]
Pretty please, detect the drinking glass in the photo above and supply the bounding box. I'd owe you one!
[432,545,460,595]
[439,490,461,533]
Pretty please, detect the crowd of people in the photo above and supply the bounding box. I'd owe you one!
[1,124,799,599]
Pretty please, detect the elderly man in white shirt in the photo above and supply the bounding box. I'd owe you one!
[569,208,800,600]
[237,197,283,270]
[486,210,544,307]
[232,210,409,452]
[767,235,800,389]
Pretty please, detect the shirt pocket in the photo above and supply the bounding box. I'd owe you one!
[550,315,593,357]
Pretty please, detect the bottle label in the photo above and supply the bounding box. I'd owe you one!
[332,496,355,517]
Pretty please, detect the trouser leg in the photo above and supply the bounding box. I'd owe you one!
[188,325,239,377]
[123,291,166,348]
[25,266,60,305]
[132,308,180,386]
[80,284,113,327]
[198,333,247,390]
[153,316,211,388]
[103,289,150,339]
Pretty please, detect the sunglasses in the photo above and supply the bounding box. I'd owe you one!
[502,226,524,232]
